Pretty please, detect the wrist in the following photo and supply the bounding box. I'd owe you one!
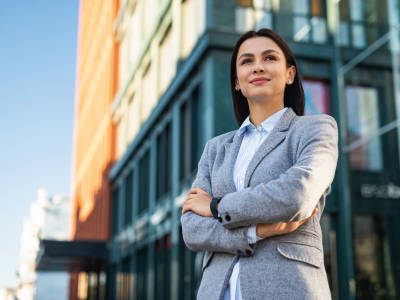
[210,197,222,219]
[256,224,274,238]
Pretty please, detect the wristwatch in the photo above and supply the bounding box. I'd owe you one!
[210,197,222,219]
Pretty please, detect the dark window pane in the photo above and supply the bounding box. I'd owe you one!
[179,229,202,300]
[138,151,150,214]
[137,247,148,299]
[180,102,191,181]
[124,171,133,227]
[190,87,201,172]
[112,188,119,235]
[122,257,133,300]
[353,215,398,299]
[155,235,171,300]
[157,124,172,200]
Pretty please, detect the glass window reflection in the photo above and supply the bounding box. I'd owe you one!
[345,86,383,171]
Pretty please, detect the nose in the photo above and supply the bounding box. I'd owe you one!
[253,62,265,74]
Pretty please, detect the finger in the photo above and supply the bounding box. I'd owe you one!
[182,203,191,215]
[307,208,318,220]
[183,195,197,204]
[299,208,319,225]
[183,198,195,207]
[188,187,207,195]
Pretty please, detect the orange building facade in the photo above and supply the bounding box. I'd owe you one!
[69,0,119,299]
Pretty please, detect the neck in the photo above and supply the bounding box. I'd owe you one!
[247,98,284,127]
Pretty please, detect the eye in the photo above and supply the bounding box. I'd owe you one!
[265,55,277,61]
[242,58,252,64]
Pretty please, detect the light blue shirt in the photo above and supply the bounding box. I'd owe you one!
[224,107,289,300]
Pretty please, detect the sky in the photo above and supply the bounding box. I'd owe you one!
[0,1,79,289]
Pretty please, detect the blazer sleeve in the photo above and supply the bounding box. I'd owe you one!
[180,140,256,255]
[217,115,339,229]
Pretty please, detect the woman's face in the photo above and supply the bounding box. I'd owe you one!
[235,36,295,105]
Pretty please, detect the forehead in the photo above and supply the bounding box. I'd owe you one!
[237,36,282,58]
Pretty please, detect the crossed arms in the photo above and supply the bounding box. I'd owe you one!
[180,116,339,255]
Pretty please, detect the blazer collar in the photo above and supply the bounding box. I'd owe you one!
[223,107,297,192]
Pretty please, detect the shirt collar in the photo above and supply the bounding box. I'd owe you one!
[238,107,289,136]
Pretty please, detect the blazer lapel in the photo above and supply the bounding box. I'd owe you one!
[244,107,297,187]
[223,132,244,193]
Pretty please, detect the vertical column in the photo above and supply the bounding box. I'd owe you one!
[327,1,355,300]
[170,101,181,300]
[387,0,400,168]
[201,53,215,142]
[147,134,157,300]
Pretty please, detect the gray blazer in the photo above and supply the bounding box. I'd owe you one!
[181,107,338,300]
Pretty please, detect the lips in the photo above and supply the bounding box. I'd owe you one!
[250,77,270,84]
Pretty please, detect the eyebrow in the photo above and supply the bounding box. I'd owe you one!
[238,49,280,61]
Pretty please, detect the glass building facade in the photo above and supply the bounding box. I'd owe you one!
[108,0,400,299]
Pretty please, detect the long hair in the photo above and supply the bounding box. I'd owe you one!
[230,28,305,126]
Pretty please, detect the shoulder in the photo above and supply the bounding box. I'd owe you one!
[203,130,237,156]
[294,114,337,128]
[291,114,338,137]
[208,130,237,145]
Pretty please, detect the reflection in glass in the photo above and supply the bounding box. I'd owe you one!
[353,215,397,299]
[349,0,364,22]
[311,17,327,44]
[293,0,327,43]
[340,21,350,47]
[352,24,367,49]
[321,214,338,299]
[235,0,273,32]
[303,80,330,116]
[339,0,388,48]
[293,0,309,15]
[294,17,311,42]
[346,86,383,171]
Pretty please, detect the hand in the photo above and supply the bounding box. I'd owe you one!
[182,187,213,217]
[256,207,318,238]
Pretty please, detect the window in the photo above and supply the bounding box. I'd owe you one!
[112,188,120,235]
[119,257,133,300]
[124,171,133,227]
[293,0,327,44]
[179,229,202,300]
[138,150,150,215]
[155,235,172,300]
[129,5,141,68]
[143,0,158,39]
[159,24,176,96]
[302,79,330,116]
[156,124,172,201]
[116,113,128,160]
[338,0,388,48]
[179,87,202,185]
[181,0,206,59]
[346,85,383,171]
[136,247,148,299]
[141,63,158,123]
[353,215,397,298]
[235,0,273,32]
[127,93,141,144]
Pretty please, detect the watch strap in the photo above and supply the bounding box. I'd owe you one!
[210,197,222,219]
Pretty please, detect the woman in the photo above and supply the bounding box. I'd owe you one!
[181,28,338,300]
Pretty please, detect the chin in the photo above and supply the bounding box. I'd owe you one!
[245,93,272,103]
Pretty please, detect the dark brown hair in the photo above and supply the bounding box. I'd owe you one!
[230,28,305,125]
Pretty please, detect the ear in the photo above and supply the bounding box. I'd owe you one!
[286,66,296,84]
[235,78,240,90]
